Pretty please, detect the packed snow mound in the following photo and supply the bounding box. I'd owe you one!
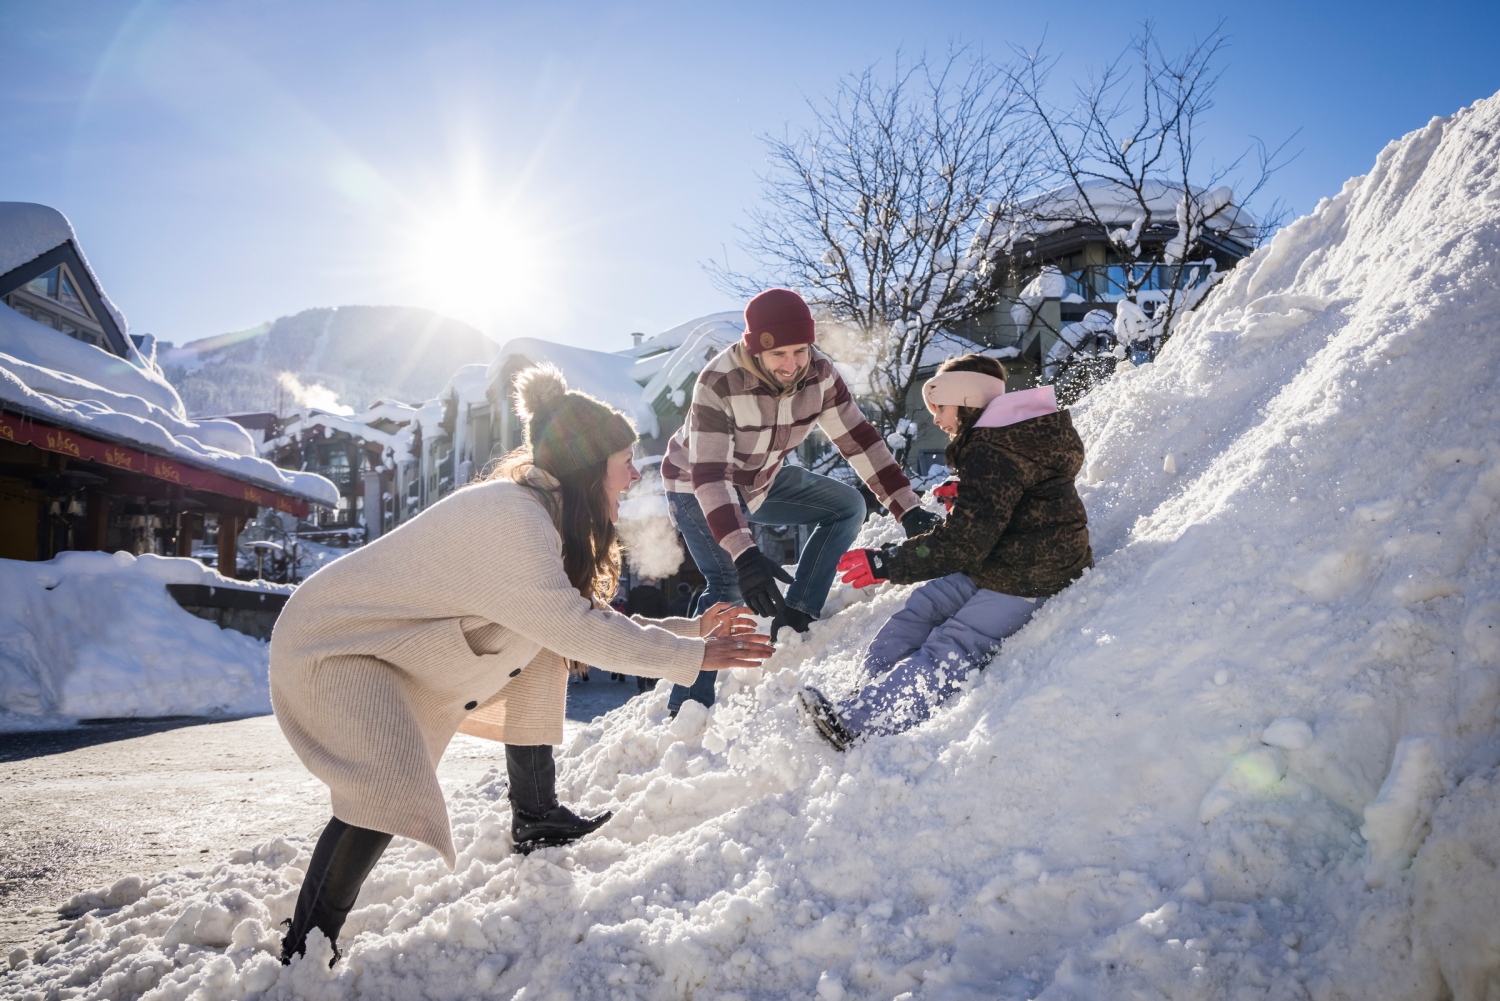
[0,552,277,731]
[11,93,1500,1000]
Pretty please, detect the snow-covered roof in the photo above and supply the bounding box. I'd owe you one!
[1020,179,1256,241]
[917,329,992,369]
[634,314,742,410]
[488,339,661,438]
[270,407,410,455]
[441,363,492,408]
[0,202,129,337]
[620,311,741,364]
[1,303,338,507]
[410,398,445,441]
[0,202,73,277]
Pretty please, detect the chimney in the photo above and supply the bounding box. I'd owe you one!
[631,331,644,347]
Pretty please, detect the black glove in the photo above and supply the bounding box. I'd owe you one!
[733,546,793,618]
[901,506,941,537]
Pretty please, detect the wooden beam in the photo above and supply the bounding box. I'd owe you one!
[217,513,240,578]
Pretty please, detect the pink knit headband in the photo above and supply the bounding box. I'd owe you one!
[922,370,1008,412]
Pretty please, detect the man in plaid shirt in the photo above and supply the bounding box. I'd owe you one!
[660,288,940,713]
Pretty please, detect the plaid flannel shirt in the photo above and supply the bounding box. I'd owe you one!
[661,344,919,559]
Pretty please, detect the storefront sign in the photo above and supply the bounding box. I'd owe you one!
[0,411,312,516]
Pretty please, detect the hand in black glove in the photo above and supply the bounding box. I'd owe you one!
[733,547,794,618]
[900,506,941,537]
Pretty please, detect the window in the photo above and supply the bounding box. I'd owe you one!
[5,262,111,350]
[320,450,352,489]
[22,265,93,318]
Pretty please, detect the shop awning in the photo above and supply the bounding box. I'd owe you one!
[1,410,319,517]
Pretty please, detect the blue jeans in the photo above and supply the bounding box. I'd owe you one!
[666,465,866,711]
[839,574,1039,737]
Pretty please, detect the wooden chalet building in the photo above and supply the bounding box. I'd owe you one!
[0,202,335,571]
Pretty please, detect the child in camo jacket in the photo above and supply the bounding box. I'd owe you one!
[801,353,1093,749]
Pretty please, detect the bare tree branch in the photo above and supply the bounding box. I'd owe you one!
[706,48,1042,432]
[1007,21,1299,399]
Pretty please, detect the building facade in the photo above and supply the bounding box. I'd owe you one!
[0,202,335,571]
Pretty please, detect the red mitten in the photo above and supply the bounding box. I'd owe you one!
[932,477,959,513]
[837,548,891,589]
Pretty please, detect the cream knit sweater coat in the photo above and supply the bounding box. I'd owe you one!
[269,470,706,867]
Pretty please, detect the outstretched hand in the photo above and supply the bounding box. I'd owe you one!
[932,478,959,513]
[698,602,759,638]
[701,634,776,671]
[837,548,891,589]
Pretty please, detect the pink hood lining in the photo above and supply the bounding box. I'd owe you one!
[974,385,1058,428]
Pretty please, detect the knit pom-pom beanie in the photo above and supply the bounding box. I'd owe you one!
[513,364,637,477]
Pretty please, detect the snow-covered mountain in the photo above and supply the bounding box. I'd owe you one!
[161,305,499,417]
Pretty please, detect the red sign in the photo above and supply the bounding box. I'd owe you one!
[0,411,312,517]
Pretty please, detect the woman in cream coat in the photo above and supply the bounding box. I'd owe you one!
[272,365,773,963]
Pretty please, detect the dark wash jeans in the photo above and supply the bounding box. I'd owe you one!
[666,464,866,711]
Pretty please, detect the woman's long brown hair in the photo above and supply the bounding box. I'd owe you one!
[937,353,1009,470]
[485,449,622,607]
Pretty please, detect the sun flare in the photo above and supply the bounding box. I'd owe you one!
[401,204,546,327]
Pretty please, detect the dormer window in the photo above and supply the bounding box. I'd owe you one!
[4,262,110,350]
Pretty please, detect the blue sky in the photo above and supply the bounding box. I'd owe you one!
[2,1,1497,353]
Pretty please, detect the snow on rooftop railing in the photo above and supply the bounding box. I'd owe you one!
[1015,179,1256,242]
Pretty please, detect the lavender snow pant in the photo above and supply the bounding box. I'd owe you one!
[839,574,1040,738]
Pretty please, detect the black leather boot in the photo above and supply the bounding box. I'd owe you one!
[504,743,613,853]
[279,818,392,966]
[798,685,855,752]
[511,804,614,854]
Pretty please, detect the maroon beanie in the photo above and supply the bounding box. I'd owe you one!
[742,288,816,355]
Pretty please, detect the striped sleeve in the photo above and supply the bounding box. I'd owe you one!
[816,367,920,521]
[685,371,757,558]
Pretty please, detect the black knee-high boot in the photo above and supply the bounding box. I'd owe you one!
[504,743,612,853]
[505,743,559,816]
[280,818,392,965]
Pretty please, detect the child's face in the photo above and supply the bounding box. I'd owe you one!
[932,404,961,438]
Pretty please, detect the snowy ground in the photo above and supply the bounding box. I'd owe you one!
[6,93,1500,1000]
[0,679,643,960]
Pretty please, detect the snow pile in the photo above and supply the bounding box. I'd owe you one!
[0,552,279,732]
[10,93,1500,1000]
